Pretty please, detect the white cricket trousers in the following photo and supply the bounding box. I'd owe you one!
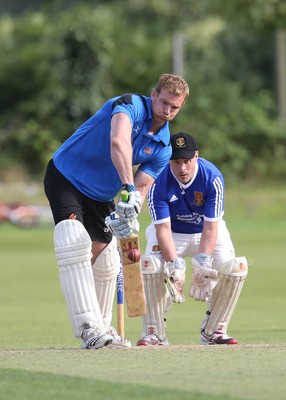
[144,219,235,268]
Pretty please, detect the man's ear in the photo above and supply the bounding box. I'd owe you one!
[151,88,156,99]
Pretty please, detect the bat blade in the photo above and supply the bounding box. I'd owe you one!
[119,234,146,317]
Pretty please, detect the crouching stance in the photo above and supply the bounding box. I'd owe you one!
[137,132,248,346]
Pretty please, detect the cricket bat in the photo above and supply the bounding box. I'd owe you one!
[118,190,146,317]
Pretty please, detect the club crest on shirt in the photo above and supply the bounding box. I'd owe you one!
[193,191,204,206]
[144,147,152,155]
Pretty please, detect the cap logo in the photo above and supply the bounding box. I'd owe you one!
[175,138,186,148]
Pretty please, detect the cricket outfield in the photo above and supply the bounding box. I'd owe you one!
[0,185,285,400]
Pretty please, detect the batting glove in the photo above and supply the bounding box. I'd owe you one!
[105,213,140,239]
[189,253,218,302]
[164,257,186,304]
[105,213,132,239]
[116,184,142,221]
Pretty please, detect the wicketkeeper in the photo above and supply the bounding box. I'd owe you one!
[44,74,189,350]
[137,132,248,346]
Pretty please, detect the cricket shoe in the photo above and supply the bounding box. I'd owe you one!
[200,331,238,345]
[81,327,113,350]
[137,333,169,346]
[106,326,131,349]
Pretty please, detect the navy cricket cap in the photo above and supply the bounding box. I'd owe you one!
[170,132,198,160]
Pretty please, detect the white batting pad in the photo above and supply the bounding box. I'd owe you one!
[92,236,120,330]
[202,257,248,336]
[54,219,105,337]
[141,255,171,340]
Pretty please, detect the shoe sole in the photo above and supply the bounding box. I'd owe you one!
[201,337,238,345]
[106,337,132,349]
[137,339,159,346]
[137,339,168,346]
[106,341,132,349]
[137,340,151,346]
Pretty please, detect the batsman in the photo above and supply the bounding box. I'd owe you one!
[44,74,189,350]
[137,132,248,346]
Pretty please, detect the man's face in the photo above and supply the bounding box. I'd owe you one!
[151,88,186,125]
[170,155,198,184]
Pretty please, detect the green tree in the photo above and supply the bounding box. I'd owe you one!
[0,0,285,183]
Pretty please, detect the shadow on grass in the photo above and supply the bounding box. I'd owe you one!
[0,368,238,400]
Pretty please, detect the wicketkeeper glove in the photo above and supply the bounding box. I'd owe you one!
[105,212,139,239]
[115,184,142,221]
[164,257,186,303]
[189,253,218,302]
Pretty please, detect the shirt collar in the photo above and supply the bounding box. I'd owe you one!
[171,161,199,188]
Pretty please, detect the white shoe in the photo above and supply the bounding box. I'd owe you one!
[81,328,113,350]
[137,333,169,346]
[200,330,238,345]
[106,326,131,348]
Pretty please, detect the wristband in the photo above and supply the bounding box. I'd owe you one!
[122,184,135,192]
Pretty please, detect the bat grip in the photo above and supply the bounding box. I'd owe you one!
[121,190,129,202]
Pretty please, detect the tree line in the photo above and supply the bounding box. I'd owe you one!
[0,0,285,184]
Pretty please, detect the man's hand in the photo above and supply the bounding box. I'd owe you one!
[105,212,140,239]
[189,253,218,302]
[115,185,142,221]
[164,257,186,303]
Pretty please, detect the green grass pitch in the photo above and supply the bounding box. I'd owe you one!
[0,186,286,400]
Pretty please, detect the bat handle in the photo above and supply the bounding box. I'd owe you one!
[121,190,129,202]
[117,259,124,338]
[117,304,124,339]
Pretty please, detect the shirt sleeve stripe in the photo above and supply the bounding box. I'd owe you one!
[148,183,156,221]
[213,176,224,218]
[153,216,170,224]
